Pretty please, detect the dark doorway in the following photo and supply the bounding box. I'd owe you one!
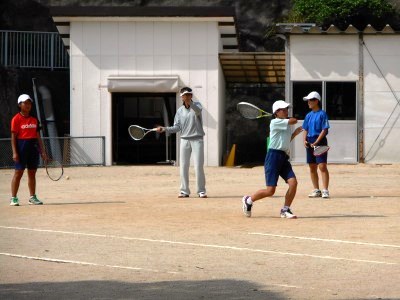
[112,93,176,165]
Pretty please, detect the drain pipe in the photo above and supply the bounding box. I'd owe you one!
[358,34,365,163]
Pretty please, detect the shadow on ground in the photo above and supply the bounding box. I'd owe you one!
[0,279,285,300]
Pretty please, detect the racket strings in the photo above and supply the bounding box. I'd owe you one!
[129,126,145,140]
[314,146,329,156]
[237,104,260,119]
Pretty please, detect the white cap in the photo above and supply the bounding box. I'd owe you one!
[17,94,33,104]
[303,91,321,101]
[272,100,290,114]
[180,87,193,96]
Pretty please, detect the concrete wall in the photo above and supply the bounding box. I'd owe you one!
[363,35,400,163]
[289,35,359,81]
[69,20,223,166]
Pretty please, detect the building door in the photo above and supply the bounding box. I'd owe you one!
[112,93,176,165]
[290,81,358,163]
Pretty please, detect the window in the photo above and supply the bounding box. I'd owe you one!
[292,81,322,119]
[292,81,357,120]
[326,82,356,120]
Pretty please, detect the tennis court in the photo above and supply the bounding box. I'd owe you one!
[0,164,399,299]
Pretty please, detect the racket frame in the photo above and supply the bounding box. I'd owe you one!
[237,102,272,119]
[313,145,330,156]
[128,125,158,141]
[44,159,64,181]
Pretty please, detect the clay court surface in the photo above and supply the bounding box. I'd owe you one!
[0,163,399,299]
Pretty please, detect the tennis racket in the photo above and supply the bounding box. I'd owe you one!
[313,145,330,156]
[44,158,64,181]
[128,125,158,141]
[237,102,272,119]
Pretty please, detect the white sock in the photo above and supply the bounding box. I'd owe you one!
[283,206,290,211]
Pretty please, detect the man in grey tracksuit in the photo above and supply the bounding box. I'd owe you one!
[157,87,207,198]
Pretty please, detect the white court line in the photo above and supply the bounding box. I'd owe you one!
[0,226,398,266]
[0,252,178,274]
[249,232,400,248]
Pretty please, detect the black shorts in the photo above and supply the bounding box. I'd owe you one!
[14,139,39,170]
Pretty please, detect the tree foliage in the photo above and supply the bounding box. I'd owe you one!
[288,0,399,30]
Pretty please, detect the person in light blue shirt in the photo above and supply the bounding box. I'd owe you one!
[302,91,330,199]
[242,100,303,219]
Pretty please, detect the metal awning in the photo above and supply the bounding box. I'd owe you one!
[219,52,285,84]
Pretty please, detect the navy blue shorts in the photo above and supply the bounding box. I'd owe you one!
[14,139,40,170]
[306,136,328,164]
[264,149,296,187]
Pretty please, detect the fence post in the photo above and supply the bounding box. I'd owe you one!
[50,33,54,70]
[102,136,106,166]
[4,31,8,67]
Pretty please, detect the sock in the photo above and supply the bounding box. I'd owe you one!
[283,206,290,211]
[246,196,253,205]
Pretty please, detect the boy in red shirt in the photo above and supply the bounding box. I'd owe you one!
[10,94,46,206]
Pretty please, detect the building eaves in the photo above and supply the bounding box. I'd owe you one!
[49,6,235,18]
[50,6,239,53]
[276,23,400,35]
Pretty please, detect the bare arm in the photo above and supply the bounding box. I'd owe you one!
[11,132,18,162]
[288,117,297,125]
[291,126,303,141]
[303,130,309,148]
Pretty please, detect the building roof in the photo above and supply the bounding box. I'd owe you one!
[219,52,285,84]
[51,6,239,53]
[50,6,235,19]
[50,6,288,84]
[276,23,400,35]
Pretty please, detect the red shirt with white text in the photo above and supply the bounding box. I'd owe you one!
[11,113,40,139]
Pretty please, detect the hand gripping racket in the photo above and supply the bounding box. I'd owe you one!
[313,145,330,156]
[237,102,272,119]
[128,125,158,141]
[44,158,64,181]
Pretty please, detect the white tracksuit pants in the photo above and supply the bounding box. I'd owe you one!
[179,138,206,195]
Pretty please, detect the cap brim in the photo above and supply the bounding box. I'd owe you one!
[303,96,318,101]
[18,98,33,103]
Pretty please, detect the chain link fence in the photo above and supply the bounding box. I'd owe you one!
[0,136,105,169]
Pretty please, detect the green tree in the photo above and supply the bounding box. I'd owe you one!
[288,0,398,30]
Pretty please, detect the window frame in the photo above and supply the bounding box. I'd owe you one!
[291,80,358,121]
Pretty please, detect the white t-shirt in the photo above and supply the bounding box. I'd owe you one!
[269,118,291,155]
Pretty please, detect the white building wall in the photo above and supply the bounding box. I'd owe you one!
[69,20,223,166]
[363,35,400,163]
[290,35,359,81]
[289,35,359,163]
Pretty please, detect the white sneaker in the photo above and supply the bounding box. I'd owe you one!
[242,196,252,217]
[322,190,330,198]
[280,208,297,219]
[308,189,322,198]
[198,192,207,198]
